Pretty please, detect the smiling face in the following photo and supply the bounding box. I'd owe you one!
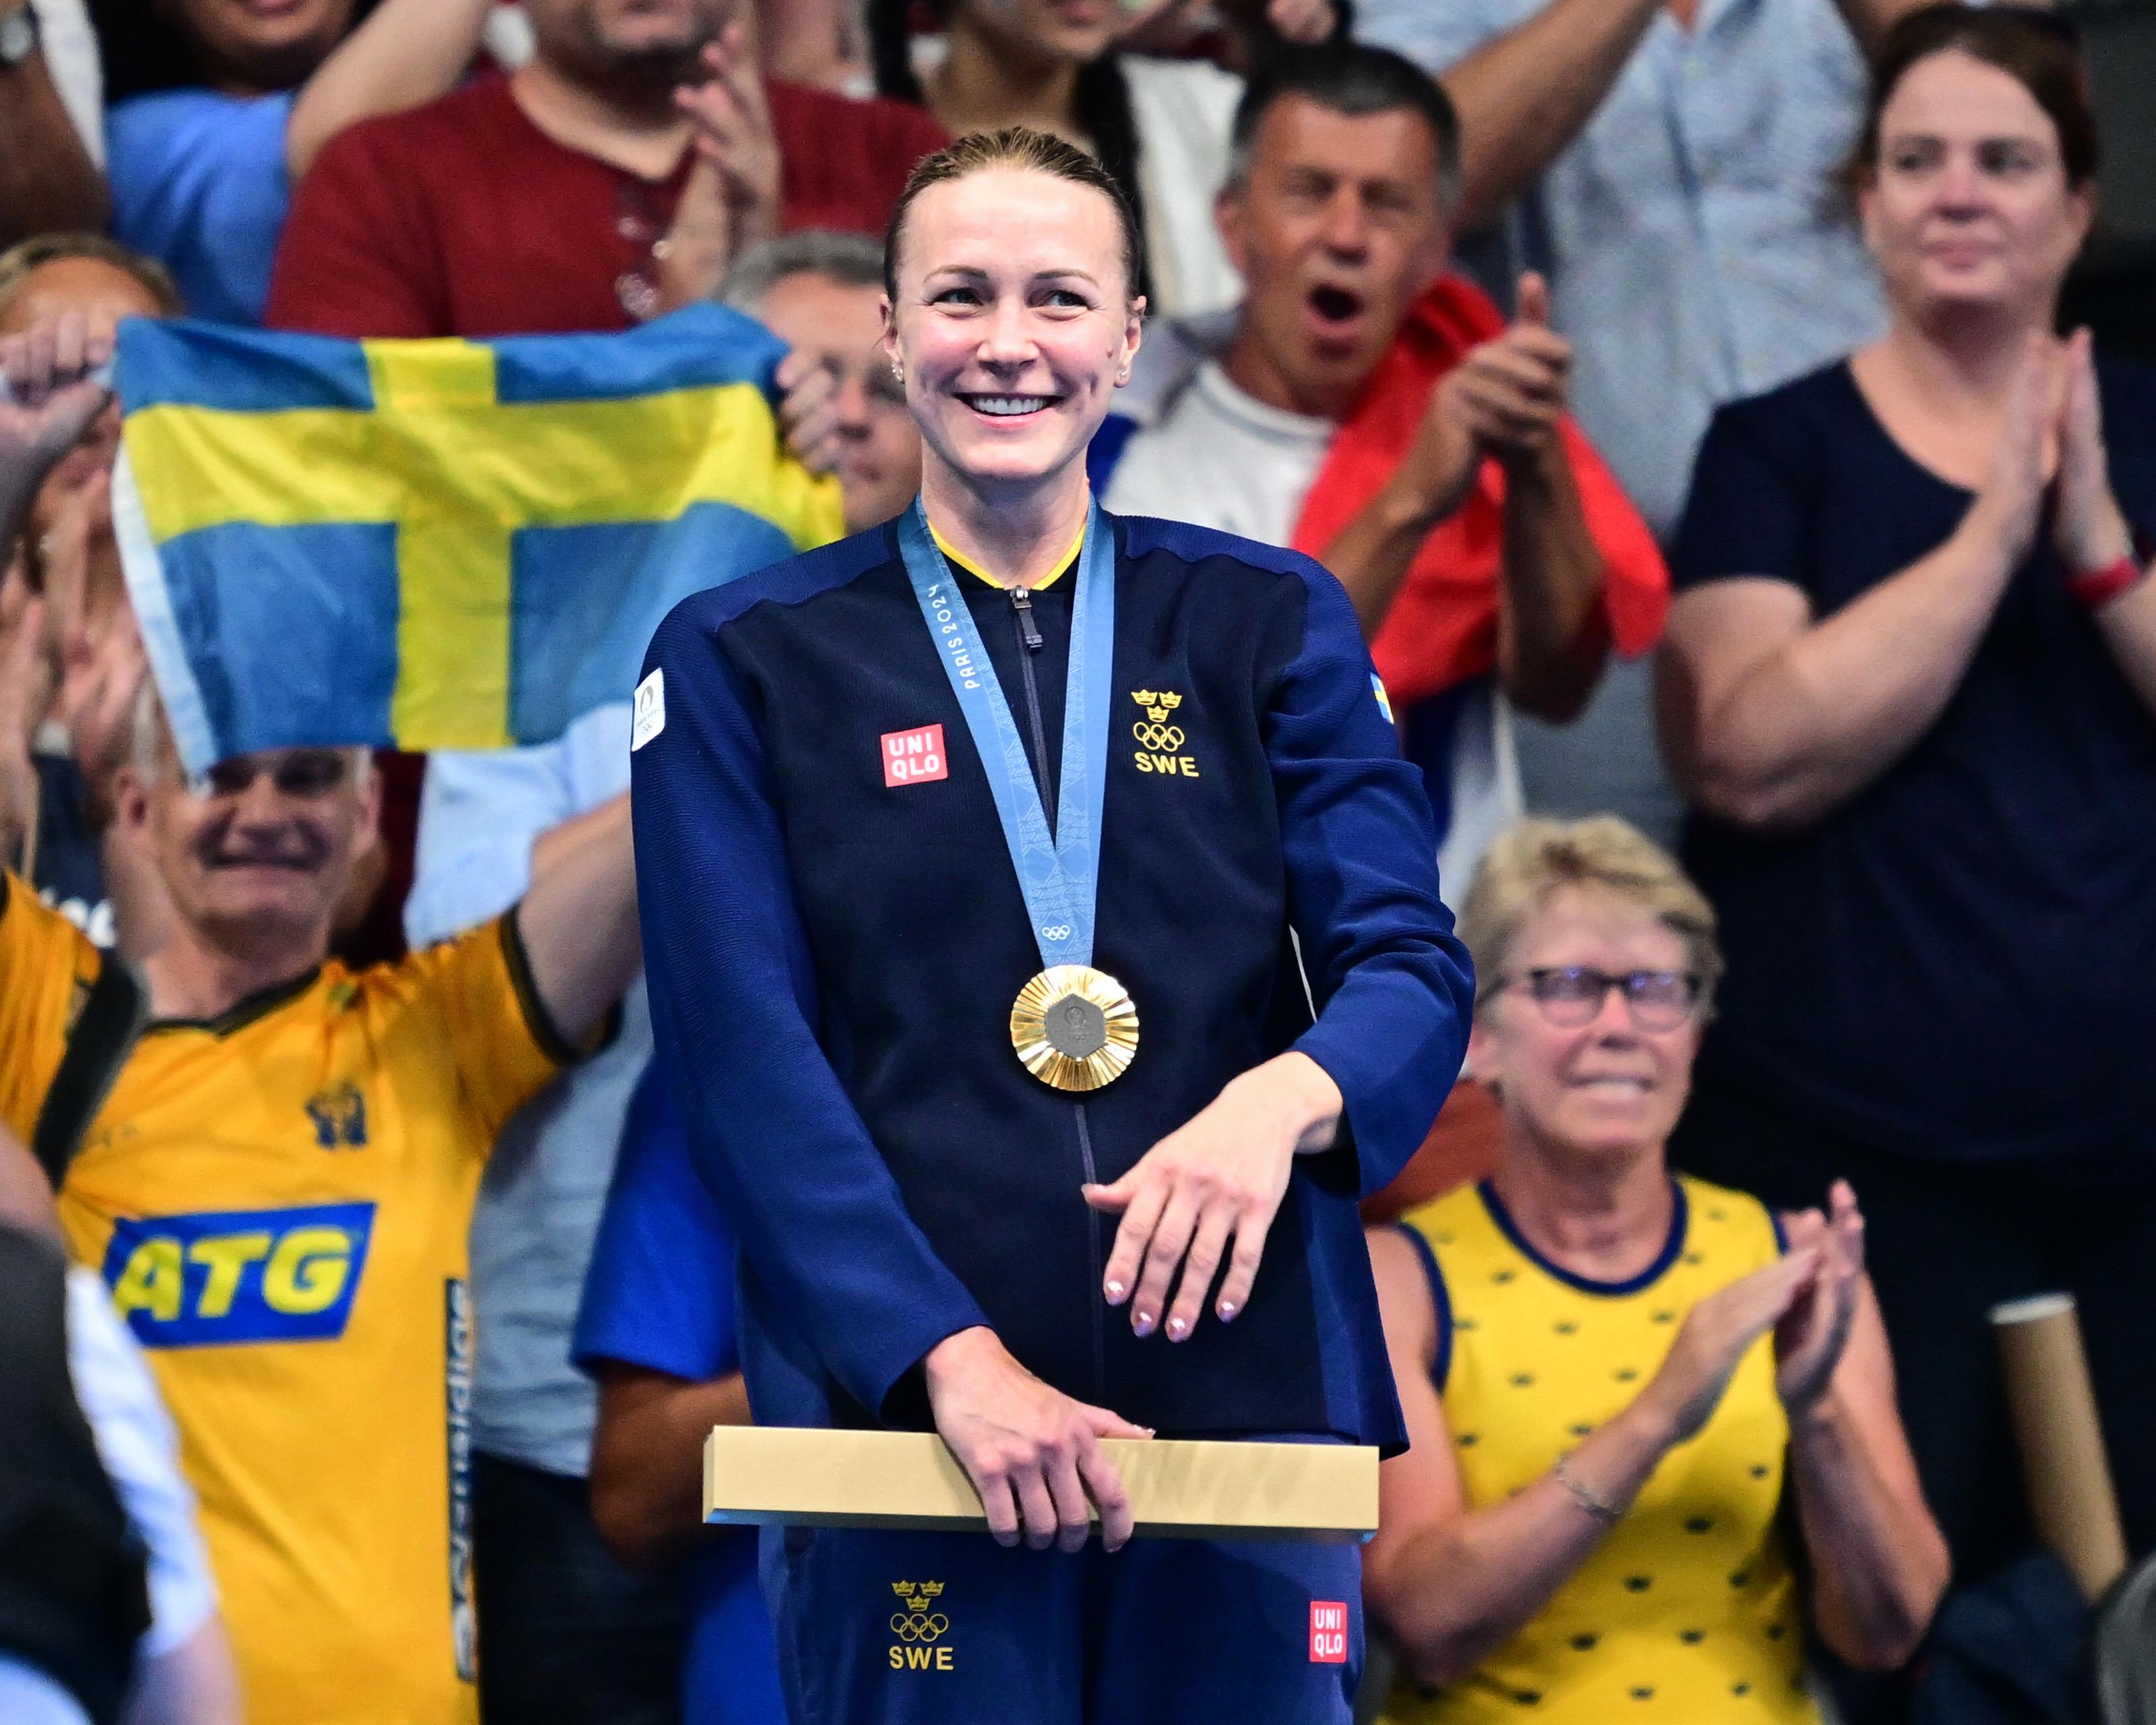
[1471,886,1702,1165]
[160,0,358,92]
[755,270,922,532]
[1216,95,1450,419]
[1860,49,2092,327]
[121,738,379,959]
[883,166,1143,497]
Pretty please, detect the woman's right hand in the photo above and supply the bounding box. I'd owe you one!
[1640,1245,1822,1446]
[1966,331,2061,572]
[922,1326,1151,1553]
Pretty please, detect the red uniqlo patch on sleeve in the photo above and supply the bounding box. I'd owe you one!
[881,724,948,788]
[1309,1600,1348,1664]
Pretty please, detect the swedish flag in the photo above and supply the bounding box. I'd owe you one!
[114,305,844,774]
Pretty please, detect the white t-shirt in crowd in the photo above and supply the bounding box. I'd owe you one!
[1103,356,1519,897]
[29,0,102,164]
[0,1268,219,1725]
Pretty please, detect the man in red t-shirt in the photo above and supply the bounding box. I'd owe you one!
[264,0,945,340]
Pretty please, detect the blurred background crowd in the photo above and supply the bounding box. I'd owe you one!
[3,0,2156,1722]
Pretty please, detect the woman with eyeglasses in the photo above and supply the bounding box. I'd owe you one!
[1659,3,2156,1588]
[1362,817,1946,1724]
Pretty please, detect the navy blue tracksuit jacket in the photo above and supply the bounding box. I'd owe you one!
[629,511,1473,1451]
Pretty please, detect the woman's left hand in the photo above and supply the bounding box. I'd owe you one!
[1083,1052,1341,1342]
[2054,327,2138,578]
[1773,1181,1865,1417]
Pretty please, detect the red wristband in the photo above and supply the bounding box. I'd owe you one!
[2068,554,2145,613]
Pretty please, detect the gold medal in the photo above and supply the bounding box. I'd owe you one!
[1010,964,1139,1092]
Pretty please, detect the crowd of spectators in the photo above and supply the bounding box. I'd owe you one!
[2,0,2153,1722]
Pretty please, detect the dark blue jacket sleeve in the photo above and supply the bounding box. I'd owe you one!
[1268,564,1476,1196]
[629,604,990,1420]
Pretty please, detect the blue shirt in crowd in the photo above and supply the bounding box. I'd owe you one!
[107,90,294,325]
[573,1061,785,1725]
[1670,356,2156,1170]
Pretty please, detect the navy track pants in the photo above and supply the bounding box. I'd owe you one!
[763,1524,1363,1724]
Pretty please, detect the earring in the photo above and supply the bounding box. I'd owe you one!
[891,363,904,383]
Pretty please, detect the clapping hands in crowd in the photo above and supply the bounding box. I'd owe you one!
[1397,272,1574,527]
[658,22,784,315]
[1643,1181,1865,1445]
[1973,327,2136,580]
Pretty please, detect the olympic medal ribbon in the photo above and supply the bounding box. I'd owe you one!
[899,496,1115,970]
[899,498,1139,1090]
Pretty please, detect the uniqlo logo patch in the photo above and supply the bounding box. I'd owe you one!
[882,724,948,787]
[1310,1601,1348,1664]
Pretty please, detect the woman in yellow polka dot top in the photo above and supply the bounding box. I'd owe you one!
[1364,818,1947,1723]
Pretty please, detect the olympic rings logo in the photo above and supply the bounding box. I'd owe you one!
[1133,722,1186,753]
[890,1613,950,1641]
[1039,924,1073,941]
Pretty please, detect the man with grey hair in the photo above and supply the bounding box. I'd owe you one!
[723,230,920,536]
[1102,42,1656,902]
[0,345,645,1725]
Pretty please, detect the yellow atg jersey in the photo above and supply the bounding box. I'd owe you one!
[1,873,575,1725]
[1384,1175,1820,1725]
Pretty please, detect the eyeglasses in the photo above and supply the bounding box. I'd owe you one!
[192,751,354,801]
[1503,967,1703,1031]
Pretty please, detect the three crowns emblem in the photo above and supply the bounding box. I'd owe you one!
[1132,689,1183,725]
[889,1580,950,1643]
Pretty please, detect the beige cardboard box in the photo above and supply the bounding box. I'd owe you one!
[704,1428,1379,1543]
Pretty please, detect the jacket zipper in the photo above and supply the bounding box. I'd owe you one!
[1007,586,1104,1400]
[1074,1104,1107,1403]
[1008,588,1056,832]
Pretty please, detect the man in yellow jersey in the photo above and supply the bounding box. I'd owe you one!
[0,685,639,1725]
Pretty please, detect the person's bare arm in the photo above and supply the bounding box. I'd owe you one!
[0,0,108,250]
[284,0,495,179]
[1785,1278,1947,1668]
[514,790,638,1048]
[1322,275,1604,716]
[1364,1226,1825,1686]
[588,1360,754,1567]
[1481,278,1604,718]
[122,1615,243,1725]
[1435,0,1663,233]
[1769,1188,1946,1669]
[1494,435,1607,722]
[655,24,782,313]
[0,1115,57,1237]
[1658,342,2055,832]
[2045,328,2156,717]
[1657,536,2019,831]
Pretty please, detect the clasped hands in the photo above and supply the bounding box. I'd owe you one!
[1639,1182,1866,1450]
[1395,271,1574,528]
[1974,326,2136,581]
[922,1053,1341,1553]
